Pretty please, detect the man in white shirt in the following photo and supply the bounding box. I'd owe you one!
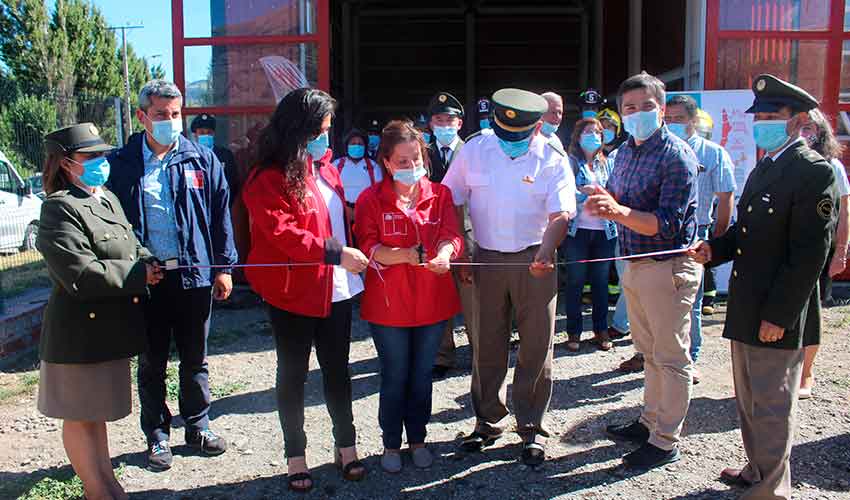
[442,88,575,467]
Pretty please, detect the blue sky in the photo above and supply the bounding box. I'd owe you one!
[91,0,176,80]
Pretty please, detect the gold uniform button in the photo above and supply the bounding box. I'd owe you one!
[89,312,96,319]
[736,248,742,255]
[104,234,111,240]
[742,227,747,234]
[733,270,738,277]
[747,205,752,213]
[124,234,129,240]
[768,208,774,214]
[132,297,140,304]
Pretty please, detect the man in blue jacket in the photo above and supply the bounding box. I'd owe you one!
[108,79,237,471]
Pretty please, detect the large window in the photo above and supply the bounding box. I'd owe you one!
[707,0,849,130]
[173,0,329,165]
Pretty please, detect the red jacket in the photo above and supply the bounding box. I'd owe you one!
[354,177,463,327]
[242,150,350,318]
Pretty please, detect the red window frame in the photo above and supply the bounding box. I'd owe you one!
[705,0,849,120]
[171,0,330,118]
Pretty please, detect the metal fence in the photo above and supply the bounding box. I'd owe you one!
[0,89,122,314]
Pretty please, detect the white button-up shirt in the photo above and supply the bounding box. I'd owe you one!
[442,130,576,253]
[337,156,382,203]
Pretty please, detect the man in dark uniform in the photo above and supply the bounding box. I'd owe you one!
[691,74,837,500]
[427,92,465,183]
[427,91,475,378]
[190,114,239,203]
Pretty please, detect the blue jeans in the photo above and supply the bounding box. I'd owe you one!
[370,321,447,449]
[690,225,710,362]
[563,229,616,335]
[612,242,630,334]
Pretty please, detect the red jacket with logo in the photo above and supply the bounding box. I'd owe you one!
[242,150,349,318]
[354,177,463,327]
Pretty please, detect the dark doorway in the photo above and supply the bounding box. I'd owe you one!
[330,0,590,139]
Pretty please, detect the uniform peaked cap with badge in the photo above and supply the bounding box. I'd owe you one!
[190,113,217,132]
[428,92,464,118]
[44,123,115,155]
[490,88,548,142]
[745,74,819,114]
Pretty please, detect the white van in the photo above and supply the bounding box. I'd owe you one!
[0,151,43,253]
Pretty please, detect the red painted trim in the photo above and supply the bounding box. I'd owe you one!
[715,30,833,39]
[822,0,846,120]
[317,0,330,91]
[183,106,276,115]
[705,0,719,90]
[172,0,185,94]
[181,34,320,46]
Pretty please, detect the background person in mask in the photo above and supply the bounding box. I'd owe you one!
[242,89,369,492]
[797,107,849,400]
[597,108,624,158]
[190,114,238,202]
[690,74,836,500]
[336,128,382,219]
[477,97,492,131]
[587,72,701,470]
[37,124,163,500]
[561,118,617,353]
[427,92,464,183]
[354,120,463,473]
[107,79,237,471]
[540,91,564,150]
[665,95,736,380]
[442,88,575,467]
[367,120,381,159]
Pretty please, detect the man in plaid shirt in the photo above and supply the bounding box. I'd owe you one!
[585,72,701,470]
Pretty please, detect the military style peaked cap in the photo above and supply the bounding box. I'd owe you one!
[745,74,819,113]
[490,88,547,141]
[44,123,115,155]
[428,92,464,117]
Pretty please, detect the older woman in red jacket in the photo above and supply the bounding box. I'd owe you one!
[355,120,463,473]
[242,89,369,493]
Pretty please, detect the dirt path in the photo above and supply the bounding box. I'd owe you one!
[2,292,849,500]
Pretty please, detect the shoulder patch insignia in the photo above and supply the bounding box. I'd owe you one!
[817,197,833,220]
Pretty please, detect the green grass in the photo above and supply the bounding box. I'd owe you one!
[210,379,248,398]
[8,464,124,500]
[0,372,39,404]
[0,254,50,299]
[165,363,180,401]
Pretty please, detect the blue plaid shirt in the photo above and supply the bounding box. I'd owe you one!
[687,134,737,226]
[141,136,181,259]
[607,125,698,257]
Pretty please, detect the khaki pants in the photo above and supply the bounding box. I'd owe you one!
[732,340,802,500]
[470,246,556,438]
[622,255,701,450]
[434,272,479,368]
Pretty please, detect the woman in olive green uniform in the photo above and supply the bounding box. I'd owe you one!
[36,123,163,500]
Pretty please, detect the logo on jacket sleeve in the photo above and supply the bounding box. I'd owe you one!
[186,170,205,189]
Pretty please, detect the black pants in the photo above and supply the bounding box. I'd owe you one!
[267,300,356,458]
[138,272,213,444]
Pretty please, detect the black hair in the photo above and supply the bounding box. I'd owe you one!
[617,71,666,110]
[666,95,698,120]
[252,88,336,201]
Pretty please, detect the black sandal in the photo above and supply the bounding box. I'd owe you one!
[521,442,545,467]
[459,431,499,452]
[339,460,367,481]
[287,472,313,493]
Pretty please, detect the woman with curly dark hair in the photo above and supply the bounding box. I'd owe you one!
[798,108,849,398]
[242,88,370,492]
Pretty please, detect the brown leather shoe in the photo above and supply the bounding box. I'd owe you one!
[608,327,629,339]
[593,331,613,351]
[618,353,645,372]
[720,467,752,487]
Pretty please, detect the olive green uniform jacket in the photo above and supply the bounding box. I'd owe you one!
[709,141,837,350]
[36,185,153,364]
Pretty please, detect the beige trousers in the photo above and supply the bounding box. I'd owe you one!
[470,245,557,438]
[622,255,702,450]
[732,340,802,500]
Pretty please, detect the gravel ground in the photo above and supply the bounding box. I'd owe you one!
[1,289,849,500]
